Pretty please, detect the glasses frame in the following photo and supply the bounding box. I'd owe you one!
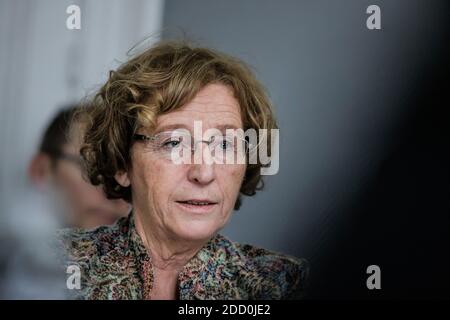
[132,131,253,164]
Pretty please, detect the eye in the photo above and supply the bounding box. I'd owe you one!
[218,138,234,150]
[165,140,180,148]
[162,138,182,149]
[162,140,181,149]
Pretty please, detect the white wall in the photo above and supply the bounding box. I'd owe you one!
[0,0,165,209]
[0,0,165,298]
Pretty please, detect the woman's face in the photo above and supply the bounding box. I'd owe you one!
[121,84,246,243]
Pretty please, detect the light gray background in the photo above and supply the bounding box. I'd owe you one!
[162,0,447,260]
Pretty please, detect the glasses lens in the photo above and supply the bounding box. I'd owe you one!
[138,131,251,164]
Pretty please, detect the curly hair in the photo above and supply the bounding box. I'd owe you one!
[78,40,278,210]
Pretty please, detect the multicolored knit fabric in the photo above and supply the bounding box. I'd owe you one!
[57,212,309,300]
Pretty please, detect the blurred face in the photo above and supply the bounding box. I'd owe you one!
[50,143,130,229]
[123,84,246,243]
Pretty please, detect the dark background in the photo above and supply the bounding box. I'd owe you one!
[163,0,450,299]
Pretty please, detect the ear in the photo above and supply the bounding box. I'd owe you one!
[28,153,52,189]
[115,170,131,187]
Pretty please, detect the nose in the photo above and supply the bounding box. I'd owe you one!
[187,141,216,185]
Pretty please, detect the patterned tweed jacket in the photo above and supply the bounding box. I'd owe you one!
[57,212,308,300]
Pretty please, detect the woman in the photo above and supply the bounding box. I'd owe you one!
[59,41,308,300]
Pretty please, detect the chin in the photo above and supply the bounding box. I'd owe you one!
[173,220,221,242]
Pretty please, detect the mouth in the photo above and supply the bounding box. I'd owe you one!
[175,199,219,213]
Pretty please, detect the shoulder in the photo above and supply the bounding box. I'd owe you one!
[56,218,128,277]
[212,235,310,299]
[55,217,131,299]
[56,217,127,261]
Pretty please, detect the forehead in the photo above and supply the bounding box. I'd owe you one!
[154,84,242,133]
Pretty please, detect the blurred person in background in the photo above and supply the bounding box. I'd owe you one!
[28,105,130,229]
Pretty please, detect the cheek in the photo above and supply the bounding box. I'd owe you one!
[54,165,85,193]
[220,165,246,204]
[231,164,246,187]
[130,156,183,206]
[52,165,95,208]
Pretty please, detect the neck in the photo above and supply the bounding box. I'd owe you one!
[134,210,204,272]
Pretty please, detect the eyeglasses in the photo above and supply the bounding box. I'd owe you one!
[47,150,83,167]
[133,130,254,164]
[57,153,84,167]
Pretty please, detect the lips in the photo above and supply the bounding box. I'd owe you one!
[175,199,218,213]
[177,199,218,205]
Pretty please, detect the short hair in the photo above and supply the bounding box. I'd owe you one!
[79,41,278,210]
[39,106,77,159]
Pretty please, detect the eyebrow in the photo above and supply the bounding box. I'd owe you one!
[153,123,242,134]
[152,124,190,134]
